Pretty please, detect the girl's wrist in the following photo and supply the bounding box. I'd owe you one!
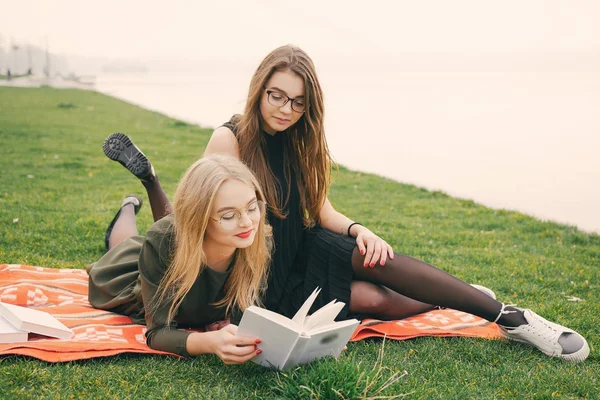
[187,331,216,356]
[347,222,363,237]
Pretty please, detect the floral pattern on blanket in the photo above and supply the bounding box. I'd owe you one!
[0,264,500,362]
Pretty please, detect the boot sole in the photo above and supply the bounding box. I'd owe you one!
[103,133,152,179]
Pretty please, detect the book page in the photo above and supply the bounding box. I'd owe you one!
[304,300,345,333]
[307,319,359,336]
[243,306,301,332]
[291,287,321,327]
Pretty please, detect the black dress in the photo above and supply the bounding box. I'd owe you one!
[223,116,357,320]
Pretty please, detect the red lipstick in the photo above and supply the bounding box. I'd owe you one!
[235,229,253,239]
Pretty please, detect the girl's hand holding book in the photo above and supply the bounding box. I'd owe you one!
[209,324,261,365]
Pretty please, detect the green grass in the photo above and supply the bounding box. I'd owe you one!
[1,86,598,399]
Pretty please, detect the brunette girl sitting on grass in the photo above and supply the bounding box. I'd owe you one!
[100,45,589,362]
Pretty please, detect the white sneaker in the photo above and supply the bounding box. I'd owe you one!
[470,284,496,300]
[499,308,589,363]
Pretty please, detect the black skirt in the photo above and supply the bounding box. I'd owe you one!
[277,227,357,320]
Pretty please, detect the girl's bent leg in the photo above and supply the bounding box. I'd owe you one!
[350,248,588,361]
[350,249,526,326]
[103,133,173,221]
[349,280,435,320]
[106,195,142,250]
[142,176,173,221]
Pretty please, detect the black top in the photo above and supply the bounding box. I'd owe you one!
[223,116,305,311]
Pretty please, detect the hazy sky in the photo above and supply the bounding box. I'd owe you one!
[2,0,599,232]
[1,0,599,63]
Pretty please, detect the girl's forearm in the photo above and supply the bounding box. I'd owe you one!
[185,331,217,356]
[319,198,369,237]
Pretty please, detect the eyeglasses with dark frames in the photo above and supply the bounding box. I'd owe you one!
[265,89,305,113]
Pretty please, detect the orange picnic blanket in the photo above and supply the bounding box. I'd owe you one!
[0,264,500,362]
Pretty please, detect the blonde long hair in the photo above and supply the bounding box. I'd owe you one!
[236,45,332,227]
[149,155,272,324]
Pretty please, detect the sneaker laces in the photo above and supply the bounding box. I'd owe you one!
[522,312,562,340]
[493,303,518,324]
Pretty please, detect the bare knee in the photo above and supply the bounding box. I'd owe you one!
[350,281,391,313]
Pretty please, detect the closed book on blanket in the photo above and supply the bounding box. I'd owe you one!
[0,302,74,340]
[0,315,29,343]
[237,287,359,370]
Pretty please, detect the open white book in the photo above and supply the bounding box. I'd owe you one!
[0,302,74,340]
[237,287,359,370]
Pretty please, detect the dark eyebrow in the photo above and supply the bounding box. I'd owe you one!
[216,197,257,213]
[268,86,305,98]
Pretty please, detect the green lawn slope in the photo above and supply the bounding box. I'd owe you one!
[0,87,597,399]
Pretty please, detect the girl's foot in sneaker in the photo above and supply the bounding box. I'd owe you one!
[103,133,156,181]
[497,305,589,362]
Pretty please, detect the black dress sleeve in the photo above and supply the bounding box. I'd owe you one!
[220,114,241,136]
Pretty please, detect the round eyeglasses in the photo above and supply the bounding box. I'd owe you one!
[265,89,305,113]
[210,200,266,231]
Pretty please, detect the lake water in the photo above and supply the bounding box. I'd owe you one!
[95,59,600,234]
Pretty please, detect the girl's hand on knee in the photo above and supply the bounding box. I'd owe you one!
[356,229,394,267]
[210,324,261,365]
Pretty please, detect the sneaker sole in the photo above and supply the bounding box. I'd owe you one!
[103,133,152,179]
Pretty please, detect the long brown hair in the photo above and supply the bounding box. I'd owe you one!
[149,155,272,323]
[236,45,332,227]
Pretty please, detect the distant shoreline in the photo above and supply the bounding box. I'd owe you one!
[3,79,598,235]
[0,75,95,89]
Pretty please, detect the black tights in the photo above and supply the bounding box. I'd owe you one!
[142,178,172,221]
[349,250,527,327]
